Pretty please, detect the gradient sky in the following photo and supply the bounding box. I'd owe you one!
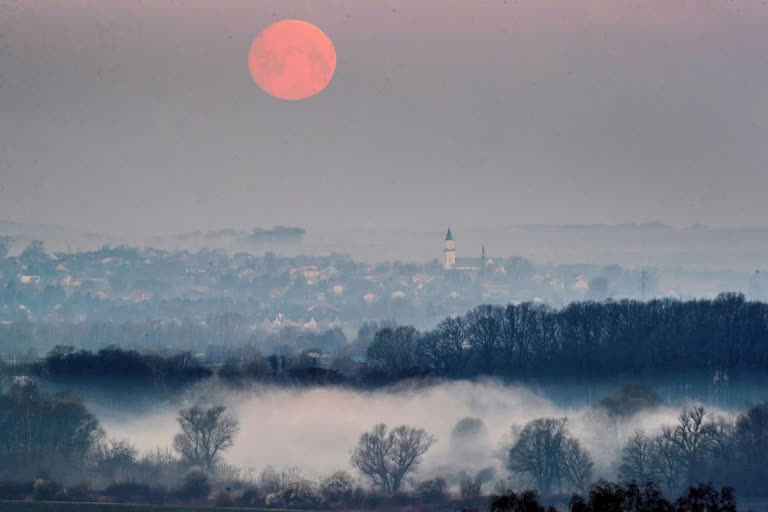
[1,0,767,236]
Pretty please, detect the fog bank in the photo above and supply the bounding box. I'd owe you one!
[101,380,726,484]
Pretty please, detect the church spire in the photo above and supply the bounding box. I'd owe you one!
[443,228,456,270]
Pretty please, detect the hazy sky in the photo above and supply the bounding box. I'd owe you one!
[1,0,767,236]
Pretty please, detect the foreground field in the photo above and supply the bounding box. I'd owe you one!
[0,502,305,512]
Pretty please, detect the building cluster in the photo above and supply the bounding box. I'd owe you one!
[0,233,650,334]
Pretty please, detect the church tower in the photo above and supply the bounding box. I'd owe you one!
[443,228,456,270]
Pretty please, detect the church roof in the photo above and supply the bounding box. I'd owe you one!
[454,257,483,269]
[445,228,453,241]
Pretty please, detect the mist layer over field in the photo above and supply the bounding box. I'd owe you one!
[100,380,714,484]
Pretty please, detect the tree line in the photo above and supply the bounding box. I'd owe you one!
[367,293,768,383]
[33,345,212,394]
[9,294,768,401]
[491,483,736,512]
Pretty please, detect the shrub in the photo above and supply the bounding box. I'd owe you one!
[417,477,449,502]
[675,484,736,512]
[320,471,355,503]
[103,482,165,503]
[491,489,553,512]
[33,479,62,501]
[273,479,322,508]
[237,485,264,507]
[0,480,33,500]
[66,482,93,502]
[215,489,234,507]
[179,468,211,499]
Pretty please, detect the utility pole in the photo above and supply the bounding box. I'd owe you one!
[640,270,648,301]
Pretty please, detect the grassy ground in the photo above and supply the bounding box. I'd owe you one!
[0,501,306,512]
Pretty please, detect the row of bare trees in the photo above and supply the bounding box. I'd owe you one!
[619,403,768,497]
[102,401,768,501]
[369,294,768,382]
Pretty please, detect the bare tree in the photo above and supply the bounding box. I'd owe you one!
[508,418,566,494]
[467,305,502,374]
[366,326,422,376]
[651,429,684,489]
[259,465,303,494]
[173,405,239,472]
[351,423,435,494]
[618,430,656,484]
[560,437,593,494]
[666,406,719,486]
[732,402,768,495]
[508,417,593,495]
[425,316,470,376]
[460,477,483,510]
[94,438,138,480]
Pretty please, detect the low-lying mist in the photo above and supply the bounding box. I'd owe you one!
[99,380,721,486]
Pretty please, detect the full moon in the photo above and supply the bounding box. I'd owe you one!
[248,20,337,101]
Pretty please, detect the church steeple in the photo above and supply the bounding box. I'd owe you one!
[443,227,456,270]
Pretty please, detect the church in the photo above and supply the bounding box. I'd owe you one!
[442,228,494,271]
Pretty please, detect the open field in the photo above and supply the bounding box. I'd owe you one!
[0,502,306,512]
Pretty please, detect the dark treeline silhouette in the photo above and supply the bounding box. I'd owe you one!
[0,382,102,479]
[491,482,736,512]
[34,345,211,393]
[17,294,768,401]
[368,293,768,383]
[27,345,347,395]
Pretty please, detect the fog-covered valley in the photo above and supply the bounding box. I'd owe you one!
[99,380,724,486]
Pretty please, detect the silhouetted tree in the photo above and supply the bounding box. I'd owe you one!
[508,418,593,495]
[731,402,768,496]
[366,326,423,377]
[460,477,483,510]
[467,305,503,374]
[173,405,239,472]
[351,423,435,494]
[562,438,594,495]
[93,438,139,480]
[618,431,657,484]
[0,382,103,478]
[425,316,471,376]
[664,407,719,487]
[675,484,736,512]
[574,481,673,512]
[491,489,555,512]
